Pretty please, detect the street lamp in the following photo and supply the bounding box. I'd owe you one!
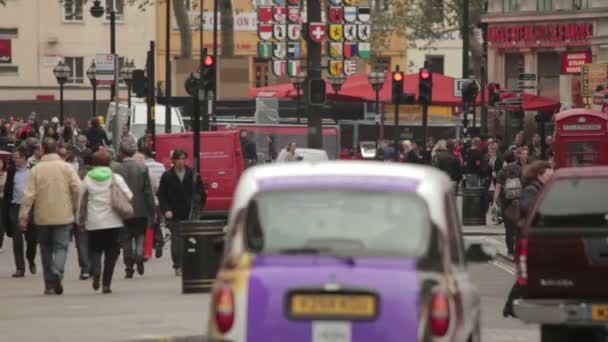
[53,60,71,126]
[329,74,347,95]
[368,70,387,142]
[90,0,117,100]
[290,71,307,124]
[120,59,135,108]
[86,59,97,117]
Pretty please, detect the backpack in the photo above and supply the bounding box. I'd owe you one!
[505,176,522,200]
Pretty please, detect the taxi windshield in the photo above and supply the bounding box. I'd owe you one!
[244,189,431,257]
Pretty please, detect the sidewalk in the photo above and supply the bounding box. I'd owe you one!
[0,238,208,342]
[462,223,513,263]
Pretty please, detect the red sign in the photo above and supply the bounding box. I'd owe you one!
[488,23,593,48]
[561,51,592,75]
[0,39,11,64]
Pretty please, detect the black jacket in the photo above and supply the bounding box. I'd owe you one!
[158,166,207,221]
[480,155,504,188]
[85,127,110,152]
[432,151,462,182]
[520,180,543,220]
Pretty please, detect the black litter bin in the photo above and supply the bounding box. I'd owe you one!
[180,220,226,294]
[461,187,486,226]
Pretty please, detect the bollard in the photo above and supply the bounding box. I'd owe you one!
[461,186,486,226]
[180,220,226,294]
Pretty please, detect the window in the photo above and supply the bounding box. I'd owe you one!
[502,0,519,12]
[426,55,444,75]
[0,28,18,38]
[64,57,84,84]
[374,56,391,72]
[105,0,125,20]
[245,190,432,257]
[537,0,552,11]
[0,65,18,74]
[566,141,599,167]
[572,0,590,10]
[445,193,464,265]
[505,53,524,90]
[64,0,83,22]
[254,58,269,88]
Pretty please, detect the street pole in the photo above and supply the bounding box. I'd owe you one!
[165,0,172,133]
[305,0,323,149]
[296,84,301,124]
[212,0,218,128]
[113,54,120,151]
[59,83,64,126]
[127,81,132,109]
[462,0,470,79]
[480,21,488,136]
[422,102,429,156]
[147,41,156,153]
[393,92,400,161]
[193,84,201,172]
[110,8,116,101]
[92,82,97,117]
[376,89,383,142]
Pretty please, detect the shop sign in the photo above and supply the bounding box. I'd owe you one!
[561,51,592,74]
[176,11,260,31]
[582,63,608,97]
[563,123,602,131]
[488,23,593,48]
[0,39,11,64]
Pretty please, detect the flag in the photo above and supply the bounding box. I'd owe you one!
[343,43,358,58]
[344,60,357,76]
[258,24,273,41]
[344,6,357,22]
[357,6,371,22]
[258,7,273,23]
[329,60,344,76]
[329,24,343,41]
[258,42,273,59]
[358,42,371,58]
[288,61,301,77]
[273,60,287,77]
[287,42,301,59]
[329,42,343,59]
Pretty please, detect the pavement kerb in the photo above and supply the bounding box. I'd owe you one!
[127,335,206,342]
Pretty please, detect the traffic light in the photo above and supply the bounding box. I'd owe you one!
[184,72,199,97]
[201,55,216,92]
[309,78,326,105]
[462,79,479,103]
[418,68,433,104]
[391,71,404,105]
[488,82,500,106]
[132,69,147,98]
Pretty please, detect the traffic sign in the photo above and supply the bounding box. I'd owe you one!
[454,78,480,97]
[95,53,115,86]
[502,98,522,105]
[519,85,537,89]
[518,73,536,81]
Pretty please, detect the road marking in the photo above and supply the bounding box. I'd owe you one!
[491,260,515,275]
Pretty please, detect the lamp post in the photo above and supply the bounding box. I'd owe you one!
[329,75,347,124]
[290,71,307,124]
[120,59,135,109]
[86,59,97,117]
[90,0,116,100]
[368,70,387,142]
[53,60,71,126]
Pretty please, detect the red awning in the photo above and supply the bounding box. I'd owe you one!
[499,92,561,113]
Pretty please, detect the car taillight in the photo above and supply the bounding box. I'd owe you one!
[430,291,450,337]
[516,238,528,286]
[214,285,235,334]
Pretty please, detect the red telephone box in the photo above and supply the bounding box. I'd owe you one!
[554,109,608,168]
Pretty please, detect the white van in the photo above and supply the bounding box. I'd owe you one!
[105,98,185,140]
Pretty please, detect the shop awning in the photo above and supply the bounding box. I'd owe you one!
[498,92,561,114]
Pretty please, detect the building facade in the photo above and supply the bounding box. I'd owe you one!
[156,0,408,100]
[0,0,155,106]
[482,0,608,108]
[406,35,463,78]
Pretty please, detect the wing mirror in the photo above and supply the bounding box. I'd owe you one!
[465,242,497,263]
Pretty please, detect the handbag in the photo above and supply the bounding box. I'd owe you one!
[111,175,134,219]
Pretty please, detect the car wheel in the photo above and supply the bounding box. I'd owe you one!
[541,325,605,342]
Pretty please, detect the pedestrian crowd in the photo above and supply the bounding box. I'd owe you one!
[0,112,206,295]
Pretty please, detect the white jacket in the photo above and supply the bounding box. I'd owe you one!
[79,167,133,231]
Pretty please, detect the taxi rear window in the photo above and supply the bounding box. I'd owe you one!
[244,189,431,257]
[535,177,608,227]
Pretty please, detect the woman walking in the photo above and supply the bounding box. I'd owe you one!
[0,158,6,252]
[78,150,132,294]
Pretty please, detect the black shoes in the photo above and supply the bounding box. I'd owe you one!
[12,270,25,278]
[136,262,144,276]
[155,247,163,259]
[125,269,134,279]
[102,286,112,294]
[29,262,36,275]
[92,276,100,291]
[175,268,182,277]
[54,279,63,295]
[79,273,90,280]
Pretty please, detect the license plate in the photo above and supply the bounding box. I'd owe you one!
[313,321,351,342]
[591,305,608,321]
[289,293,377,319]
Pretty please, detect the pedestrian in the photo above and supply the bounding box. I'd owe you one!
[112,137,155,278]
[78,149,133,294]
[18,138,82,295]
[431,139,462,190]
[27,141,43,168]
[85,118,110,152]
[481,142,504,222]
[502,160,553,317]
[139,147,167,258]
[239,130,258,167]
[158,149,207,276]
[3,146,37,277]
[0,158,7,252]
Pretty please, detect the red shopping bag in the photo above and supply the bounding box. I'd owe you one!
[144,227,155,260]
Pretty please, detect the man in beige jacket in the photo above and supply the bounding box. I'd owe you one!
[19,138,82,295]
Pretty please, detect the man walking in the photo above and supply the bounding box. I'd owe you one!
[158,149,206,276]
[113,137,155,278]
[19,138,81,295]
[3,146,37,277]
[139,147,166,258]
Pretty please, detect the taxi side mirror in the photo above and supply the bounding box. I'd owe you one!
[465,242,496,263]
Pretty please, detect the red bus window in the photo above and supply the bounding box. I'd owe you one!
[566,142,599,166]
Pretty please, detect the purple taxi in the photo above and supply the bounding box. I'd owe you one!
[205,161,494,342]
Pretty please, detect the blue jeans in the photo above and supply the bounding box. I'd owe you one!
[121,218,147,270]
[37,224,71,287]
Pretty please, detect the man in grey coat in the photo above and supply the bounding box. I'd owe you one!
[113,137,155,278]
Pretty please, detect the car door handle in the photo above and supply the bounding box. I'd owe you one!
[218,171,226,175]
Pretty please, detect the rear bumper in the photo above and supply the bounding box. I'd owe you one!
[514,299,608,325]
